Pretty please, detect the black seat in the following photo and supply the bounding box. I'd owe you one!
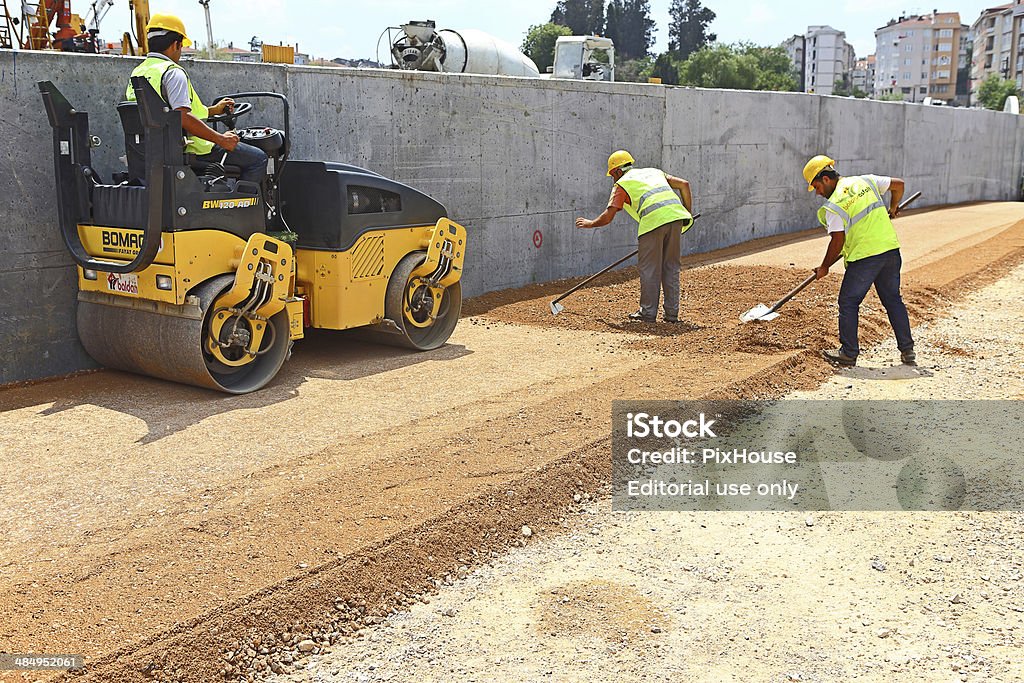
[117,100,242,183]
[116,100,147,183]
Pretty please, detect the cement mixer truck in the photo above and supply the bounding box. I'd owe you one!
[386,20,540,77]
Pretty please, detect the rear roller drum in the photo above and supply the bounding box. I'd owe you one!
[76,274,291,394]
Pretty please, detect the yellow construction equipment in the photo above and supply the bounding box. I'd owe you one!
[39,78,466,393]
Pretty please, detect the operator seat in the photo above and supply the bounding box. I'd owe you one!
[116,100,147,183]
[116,100,242,183]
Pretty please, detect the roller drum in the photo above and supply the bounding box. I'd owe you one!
[360,251,462,351]
[76,275,291,394]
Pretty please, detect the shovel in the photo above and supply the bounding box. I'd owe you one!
[550,213,700,315]
[740,274,815,322]
[739,191,922,323]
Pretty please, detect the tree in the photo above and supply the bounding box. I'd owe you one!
[678,44,758,89]
[615,56,655,83]
[550,0,605,35]
[650,52,681,85]
[606,0,656,61]
[879,92,905,101]
[978,73,1019,111]
[674,43,797,92]
[667,0,716,60]
[737,43,796,91]
[522,22,573,72]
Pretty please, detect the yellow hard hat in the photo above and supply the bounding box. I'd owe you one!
[802,155,836,191]
[146,14,192,48]
[607,150,635,176]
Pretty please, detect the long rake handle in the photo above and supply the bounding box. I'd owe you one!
[551,212,702,307]
[551,249,637,307]
[767,190,922,314]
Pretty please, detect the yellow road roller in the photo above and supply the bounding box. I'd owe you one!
[39,78,466,393]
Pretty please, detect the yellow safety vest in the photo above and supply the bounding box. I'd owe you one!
[615,168,693,237]
[817,176,900,264]
[126,57,214,156]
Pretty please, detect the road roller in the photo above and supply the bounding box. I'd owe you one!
[39,77,466,393]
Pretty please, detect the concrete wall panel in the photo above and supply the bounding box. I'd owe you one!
[1,50,1021,384]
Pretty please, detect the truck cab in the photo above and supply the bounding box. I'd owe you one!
[549,35,614,82]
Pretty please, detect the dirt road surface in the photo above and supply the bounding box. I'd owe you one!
[285,261,1024,683]
[0,202,1022,682]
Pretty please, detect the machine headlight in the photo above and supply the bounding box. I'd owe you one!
[156,275,173,291]
[83,269,98,280]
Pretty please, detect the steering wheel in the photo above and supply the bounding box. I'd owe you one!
[207,100,253,125]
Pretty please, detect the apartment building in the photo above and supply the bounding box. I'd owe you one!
[874,11,962,103]
[851,55,876,96]
[783,25,855,95]
[969,2,1024,105]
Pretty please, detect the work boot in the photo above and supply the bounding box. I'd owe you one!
[822,348,856,366]
[901,348,917,365]
[628,310,656,323]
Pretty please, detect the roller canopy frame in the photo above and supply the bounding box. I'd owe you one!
[39,77,178,274]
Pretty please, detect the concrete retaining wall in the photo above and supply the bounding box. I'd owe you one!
[1,50,1022,384]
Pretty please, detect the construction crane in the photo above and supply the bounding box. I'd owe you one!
[198,0,213,58]
[83,0,113,32]
[121,0,148,54]
[0,0,108,51]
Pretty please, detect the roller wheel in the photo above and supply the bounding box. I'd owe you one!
[198,277,292,393]
[76,274,291,394]
[383,251,462,350]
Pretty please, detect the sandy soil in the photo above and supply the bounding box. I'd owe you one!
[281,261,1024,683]
[0,202,1022,683]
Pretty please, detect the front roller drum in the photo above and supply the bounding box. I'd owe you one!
[376,251,462,350]
[77,275,291,394]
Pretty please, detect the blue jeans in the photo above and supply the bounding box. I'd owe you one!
[198,141,268,183]
[838,248,914,358]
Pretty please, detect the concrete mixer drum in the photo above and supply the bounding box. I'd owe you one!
[389,20,540,78]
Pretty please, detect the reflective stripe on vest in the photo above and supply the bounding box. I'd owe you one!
[616,167,693,237]
[816,175,900,264]
[126,57,214,156]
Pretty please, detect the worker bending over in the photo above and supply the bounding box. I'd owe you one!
[804,155,915,366]
[576,151,693,323]
[126,14,268,183]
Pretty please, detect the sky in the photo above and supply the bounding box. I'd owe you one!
[92,0,1006,62]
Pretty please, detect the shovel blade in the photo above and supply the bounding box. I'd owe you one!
[550,300,564,316]
[740,304,779,323]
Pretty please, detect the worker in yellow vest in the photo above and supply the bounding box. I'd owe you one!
[126,14,267,183]
[804,155,915,366]
[576,151,693,323]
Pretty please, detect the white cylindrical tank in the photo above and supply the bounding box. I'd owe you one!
[437,29,539,77]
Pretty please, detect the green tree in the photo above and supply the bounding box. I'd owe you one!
[668,0,716,60]
[650,52,681,85]
[550,0,605,35]
[673,43,797,92]
[879,92,905,101]
[606,0,656,61]
[522,22,572,72]
[737,43,796,91]
[978,73,1019,110]
[678,44,757,89]
[615,56,655,82]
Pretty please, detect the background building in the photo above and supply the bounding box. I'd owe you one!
[875,11,962,103]
[969,2,1024,105]
[783,25,855,95]
[851,55,876,96]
